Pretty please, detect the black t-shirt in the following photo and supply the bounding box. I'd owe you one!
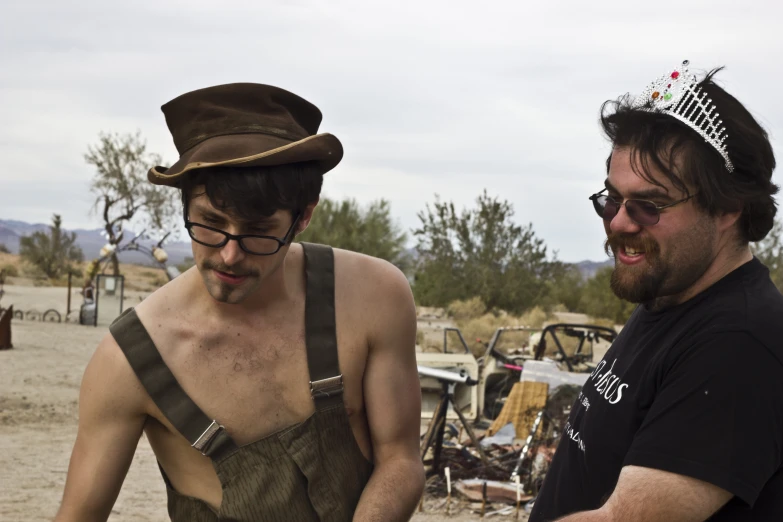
[530,258,783,521]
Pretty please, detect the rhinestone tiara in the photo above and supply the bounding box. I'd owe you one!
[631,60,734,173]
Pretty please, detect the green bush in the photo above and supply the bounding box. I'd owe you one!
[413,191,561,313]
[19,214,84,279]
[576,267,636,324]
[298,198,410,272]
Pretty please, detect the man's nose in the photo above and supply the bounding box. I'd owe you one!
[220,237,246,266]
[609,203,643,235]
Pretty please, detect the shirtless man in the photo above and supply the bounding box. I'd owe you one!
[55,83,425,521]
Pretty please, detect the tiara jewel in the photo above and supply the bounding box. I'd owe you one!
[631,60,734,173]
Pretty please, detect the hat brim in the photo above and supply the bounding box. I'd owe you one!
[148,132,343,186]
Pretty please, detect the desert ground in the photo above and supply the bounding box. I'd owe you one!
[1,283,529,521]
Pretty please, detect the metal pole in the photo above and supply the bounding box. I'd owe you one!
[119,275,125,314]
[67,272,72,316]
[449,385,491,465]
[94,275,100,327]
[431,384,449,475]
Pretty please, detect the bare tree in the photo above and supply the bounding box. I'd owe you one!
[85,132,180,276]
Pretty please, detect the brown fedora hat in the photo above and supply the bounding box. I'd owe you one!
[148,83,343,186]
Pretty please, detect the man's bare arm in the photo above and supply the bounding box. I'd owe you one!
[54,335,148,522]
[555,466,733,522]
[352,261,425,522]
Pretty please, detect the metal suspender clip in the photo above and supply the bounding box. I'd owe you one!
[192,420,224,455]
[310,374,344,399]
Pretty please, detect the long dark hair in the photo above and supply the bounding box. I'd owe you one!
[601,68,778,242]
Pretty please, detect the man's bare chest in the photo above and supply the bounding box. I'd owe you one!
[158,327,310,441]
[144,322,368,446]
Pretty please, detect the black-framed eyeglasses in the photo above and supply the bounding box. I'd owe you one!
[588,189,695,226]
[185,212,301,256]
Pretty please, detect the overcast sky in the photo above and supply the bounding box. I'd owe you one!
[1,0,781,262]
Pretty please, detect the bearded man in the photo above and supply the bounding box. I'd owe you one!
[530,61,783,521]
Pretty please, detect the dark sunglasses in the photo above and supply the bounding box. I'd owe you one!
[589,189,695,226]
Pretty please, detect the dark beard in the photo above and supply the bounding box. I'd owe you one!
[603,219,716,307]
[604,232,665,303]
[610,262,669,303]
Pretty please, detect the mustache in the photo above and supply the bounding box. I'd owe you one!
[201,260,259,278]
[604,232,660,258]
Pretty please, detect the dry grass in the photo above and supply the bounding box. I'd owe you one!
[445,296,486,321]
[0,252,18,268]
[0,253,168,292]
[582,316,618,329]
[1,262,19,278]
[443,298,560,357]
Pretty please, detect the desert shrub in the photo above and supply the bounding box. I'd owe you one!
[22,263,46,279]
[19,214,83,279]
[413,192,561,313]
[2,263,19,277]
[453,305,557,357]
[549,303,569,314]
[416,329,446,353]
[518,306,550,329]
[446,297,486,321]
[577,267,636,324]
[298,197,410,272]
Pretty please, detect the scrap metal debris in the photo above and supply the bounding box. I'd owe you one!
[420,378,570,515]
[454,479,534,504]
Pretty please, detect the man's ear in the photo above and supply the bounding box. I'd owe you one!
[296,198,320,235]
[717,209,742,234]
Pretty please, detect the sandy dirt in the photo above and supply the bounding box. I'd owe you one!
[0,288,527,521]
[1,283,151,325]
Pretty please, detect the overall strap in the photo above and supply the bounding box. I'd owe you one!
[302,243,345,411]
[109,308,238,461]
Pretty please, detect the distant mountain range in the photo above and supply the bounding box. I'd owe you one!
[574,258,614,279]
[1,218,614,276]
[0,219,194,267]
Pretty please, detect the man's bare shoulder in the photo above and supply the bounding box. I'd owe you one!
[332,247,412,304]
[84,330,149,416]
[132,266,199,322]
[332,248,415,346]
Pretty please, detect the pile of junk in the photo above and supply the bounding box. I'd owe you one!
[415,323,618,517]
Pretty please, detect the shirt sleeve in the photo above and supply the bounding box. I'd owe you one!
[624,331,783,506]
